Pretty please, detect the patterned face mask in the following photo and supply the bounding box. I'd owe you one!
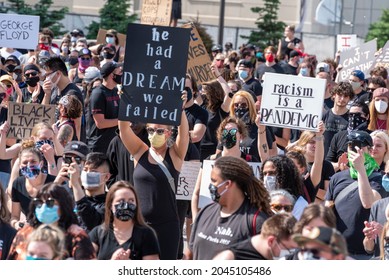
[347,112,367,133]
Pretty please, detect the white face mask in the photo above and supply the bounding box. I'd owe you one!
[375,100,388,114]
[81,171,101,189]
[263,175,276,192]
[349,80,361,91]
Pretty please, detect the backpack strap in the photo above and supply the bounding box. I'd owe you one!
[251,208,261,236]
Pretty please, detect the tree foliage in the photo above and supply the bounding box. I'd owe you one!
[86,0,138,39]
[242,0,286,50]
[366,9,389,49]
[6,0,68,36]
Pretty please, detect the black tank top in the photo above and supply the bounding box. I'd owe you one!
[113,46,121,62]
[133,149,179,225]
[73,68,83,85]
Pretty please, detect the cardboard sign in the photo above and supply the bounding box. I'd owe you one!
[338,39,377,81]
[370,40,389,71]
[96,29,126,47]
[119,23,190,126]
[176,161,202,201]
[198,160,262,209]
[0,13,39,49]
[337,34,357,51]
[140,0,172,26]
[182,23,217,86]
[260,73,326,132]
[7,102,56,139]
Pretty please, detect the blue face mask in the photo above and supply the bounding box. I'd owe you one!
[35,139,54,150]
[26,255,48,260]
[382,175,389,192]
[238,70,249,80]
[106,37,115,44]
[300,67,308,76]
[20,165,41,180]
[35,204,59,224]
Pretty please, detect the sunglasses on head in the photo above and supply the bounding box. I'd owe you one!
[63,155,82,164]
[271,204,293,212]
[24,71,38,78]
[146,127,167,135]
[33,197,55,208]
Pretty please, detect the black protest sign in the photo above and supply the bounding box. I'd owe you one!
[7,102,56,139]
[182,23,217,86]
[119,23,190,126]
[338,39,377,81]
[370,40,389,71]
[260,73,326,131]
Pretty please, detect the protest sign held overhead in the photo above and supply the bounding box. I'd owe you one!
[260,73,326,132]
[370,40,389,71]
[337,34,357,51]
[141,0,172,26]
[338,39,377,81]
[182,22,217,85]
[176,161,202,201]
[7,102,56,139]
[0,13,39,50]
[198,160,261,209]
[119,23,190,126]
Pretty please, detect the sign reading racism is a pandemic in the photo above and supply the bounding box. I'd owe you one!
[182,22,217,86]
[119,23,190,126]
[7,102,56,139]
[338,39,377,81]
[0,13,39,50]
[260,73,326,132]
[141,0,172,26]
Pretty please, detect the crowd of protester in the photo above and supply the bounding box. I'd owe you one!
[0,23,389,261]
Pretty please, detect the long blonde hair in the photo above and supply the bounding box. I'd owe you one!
[228,90,257,123]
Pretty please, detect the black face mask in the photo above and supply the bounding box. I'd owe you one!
[347,112,367,132]
[221,128,238,149]
[234,108,250,123]
[103,52,115,60]
[114,201,136,222]
[25,76,40,87]
[113,73,122,84]
[68,57,78,66]
[5,65,16,73]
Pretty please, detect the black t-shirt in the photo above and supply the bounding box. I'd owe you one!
[242,77,262,97]
[88,84,120,153]
[189,198,269,260]
[228,238,267,260]
[89,224,160,260]
[185,103,209,151]
[325,170,387,254]
[322,109,349,156]
[281,63,298,75]
[279,37,302,58]
[0,221,17,260]
[19,86,45,104]
[307,160,335,191]
[11,174,56,215]
[50,82,84,106]
[368,197,389,256]
[255,63,285,81]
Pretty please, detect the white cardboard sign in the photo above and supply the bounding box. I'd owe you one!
[337,34,357,51]
[176,161,202,201]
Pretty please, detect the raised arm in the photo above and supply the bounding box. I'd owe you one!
[118,120,148,162]
[256,113,269,162]
[310,121,325,188]
[211,63,232,113]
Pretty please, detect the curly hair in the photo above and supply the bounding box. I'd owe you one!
[214,156,272,215]
[216,116,248,143]
[202,79,225,113]
[330,81,355,100]
[260,155,304,198]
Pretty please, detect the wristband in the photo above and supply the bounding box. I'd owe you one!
[314,135,324,141]
[228,91,234,98]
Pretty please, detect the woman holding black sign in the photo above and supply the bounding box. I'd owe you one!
[118,91,189,260]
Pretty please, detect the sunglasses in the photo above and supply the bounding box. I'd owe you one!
[301,248,322,258]
[271,204,293,212]
[234,102,248,109]
[33,197,56,208]
[63,155,82,164]
[222,128,238,137]
[4,84,12,88]
[80,57,91,61]
[24,71,38,78]
[146,127,167,135]
[106,34,114,38]
[367,87,377,92]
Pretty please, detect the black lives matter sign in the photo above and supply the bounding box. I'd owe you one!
[119,23,190,126]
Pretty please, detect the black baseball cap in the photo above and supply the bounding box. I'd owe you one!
[100,61,122,78]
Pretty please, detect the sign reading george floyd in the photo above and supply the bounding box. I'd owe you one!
[260,73,326,132]
[119,23,190,126]
[141,0,172,26]
[182,23,217,85]
[338,39,377,81]
[7,102,56,139]
[0,13,39,50]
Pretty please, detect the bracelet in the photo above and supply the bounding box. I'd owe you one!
[259,129,266,135]
[50,163,56,169]
[314,135,324,141]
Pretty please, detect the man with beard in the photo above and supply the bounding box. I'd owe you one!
[326,100,371,172]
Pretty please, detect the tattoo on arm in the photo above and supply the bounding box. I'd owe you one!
[262,144,268,153]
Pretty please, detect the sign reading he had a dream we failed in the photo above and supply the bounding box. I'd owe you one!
[260,73,326,132]
[119,23,190,126]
